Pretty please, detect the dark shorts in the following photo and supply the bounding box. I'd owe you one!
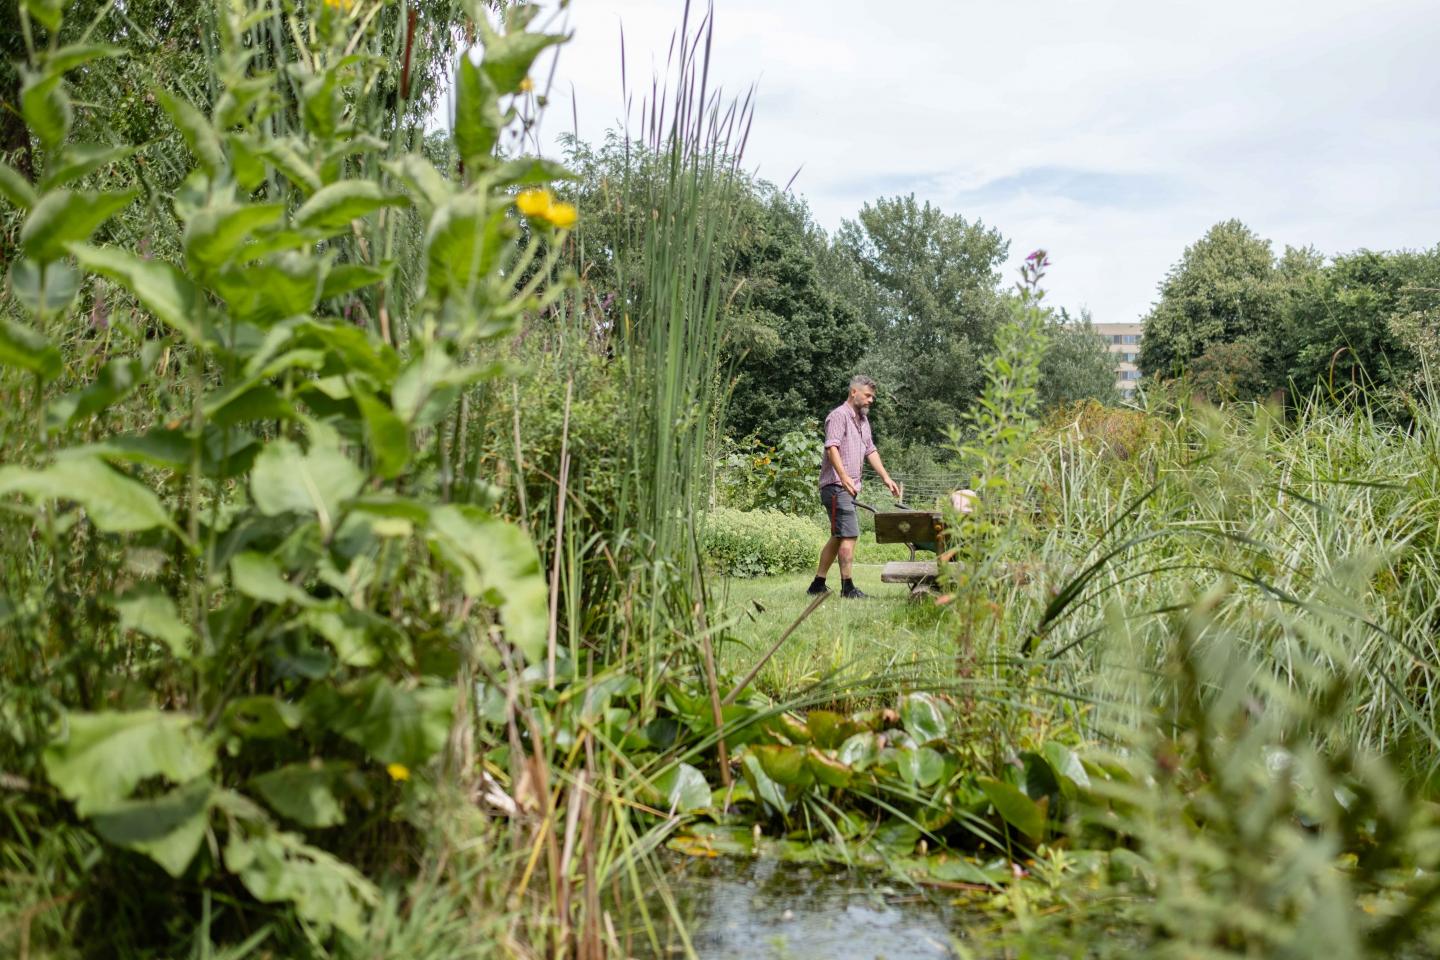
[820,483,860,539]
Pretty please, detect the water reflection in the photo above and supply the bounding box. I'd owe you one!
[635,856,961,960]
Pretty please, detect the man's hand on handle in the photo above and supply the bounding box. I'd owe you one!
[842,475,858,497]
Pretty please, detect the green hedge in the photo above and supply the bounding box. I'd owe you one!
[702,507,910,577]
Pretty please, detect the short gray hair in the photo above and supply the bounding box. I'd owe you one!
[849,374,876,392]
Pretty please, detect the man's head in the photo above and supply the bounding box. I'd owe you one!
[847,374,876,414]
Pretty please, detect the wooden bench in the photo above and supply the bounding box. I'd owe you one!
[881,560,940,597]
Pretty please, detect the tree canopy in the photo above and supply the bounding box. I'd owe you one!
[830,194,1010,445]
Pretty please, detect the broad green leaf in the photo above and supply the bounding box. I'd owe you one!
[319,262,391,301]
[249,439,364,533]
[230,551,312,607]
[183,203,286,274]
[65,425,261,480]
[425,505,548,663]
[291,319,397,380]
[740,752,791,815]
[978,776,1045,840]
[0,457,172,533]
[899,692,948,745]
[224,826,377,940]
[43,710,215,815]
[44,43,126,76]
[423,194,512,303]
[22,0,64,32]
[0,161,37,209]
[157,89,225,176]
[306,675,455,767]
[873,820,922,854]
[1043,741,1092,794]
[212,257,321,327]
[206,385,297,429]
[761,712,810,744]
[294,181,406,232]
[41,143,135,191]
[47,343,158,434]
[382,155,451,212]
[299,66,342,140]
[20,189,136,263]
[0,315,62,380]
[479,22,566,95]
[255,138,322,194]
[491,156,578,188]
[224,696,304,740]
[836,731,881,771]
[654,763,711,813]
[251,762,349,828]
[114,587,193,659]
[393,347,505,428]
[924,855,999,888]
[65,428,190,470]
[302,607,383,667]
[90,778,212,877]
[9,258,79,316]
[806,710,856,749]
[353,385,408,479]
[755,744,812,787]
[228,133,266,190]
[895,746,946,789]
[805,747,853,788]
[453,54,502,168]
[21,69,70,151]
[69,244,201,340]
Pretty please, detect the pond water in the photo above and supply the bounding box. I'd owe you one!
[636,856,966,960]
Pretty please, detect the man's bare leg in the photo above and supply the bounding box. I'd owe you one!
[816,536,841,577]
[838,537,856,580]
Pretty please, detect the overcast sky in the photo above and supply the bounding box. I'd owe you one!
[514,0,1440,325]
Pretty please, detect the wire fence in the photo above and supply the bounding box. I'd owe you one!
[877,474,972,507]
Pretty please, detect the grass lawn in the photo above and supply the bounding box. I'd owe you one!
[707,563,954,706]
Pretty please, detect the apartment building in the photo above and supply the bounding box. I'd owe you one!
[1093,322,1143,400]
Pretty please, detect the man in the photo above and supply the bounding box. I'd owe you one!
[809,375,900,599]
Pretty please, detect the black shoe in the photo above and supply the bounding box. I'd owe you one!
[806,578,831,596]
[841,586,869,600]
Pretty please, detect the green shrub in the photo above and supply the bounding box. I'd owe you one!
[715,429,821,513]
[703,507,818,577]
[703,507,909,577]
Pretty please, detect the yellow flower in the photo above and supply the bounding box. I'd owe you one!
[386,763,410,782]
[515,189,578,230]
[543,201,578,229]
[325,0,356,10]
[518,77,535,93]
[515,188,553,218]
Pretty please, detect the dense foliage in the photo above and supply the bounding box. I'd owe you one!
[1139,219,1440,407]
[4,2,1440,958]
[564,136,870,445]
[830,193,1011,446]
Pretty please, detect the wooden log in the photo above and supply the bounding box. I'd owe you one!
[880,561,939,584]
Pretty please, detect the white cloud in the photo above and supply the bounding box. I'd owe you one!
[527,0,1440,323]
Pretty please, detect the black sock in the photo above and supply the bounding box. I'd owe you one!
[810,575,827,589]
[842,578,855,593]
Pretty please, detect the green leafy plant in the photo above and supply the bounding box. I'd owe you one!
[0,0,568,945]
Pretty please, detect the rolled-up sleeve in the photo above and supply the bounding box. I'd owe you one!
[863,429,877,457]
[823,410,845,449]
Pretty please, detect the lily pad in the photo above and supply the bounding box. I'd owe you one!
[899,693,948,745]
[755,744,812,787]
[805,747,853,788]
[654,762,711,813]
[978,777,1045,840]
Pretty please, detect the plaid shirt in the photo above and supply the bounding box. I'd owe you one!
[817,402,876,491]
